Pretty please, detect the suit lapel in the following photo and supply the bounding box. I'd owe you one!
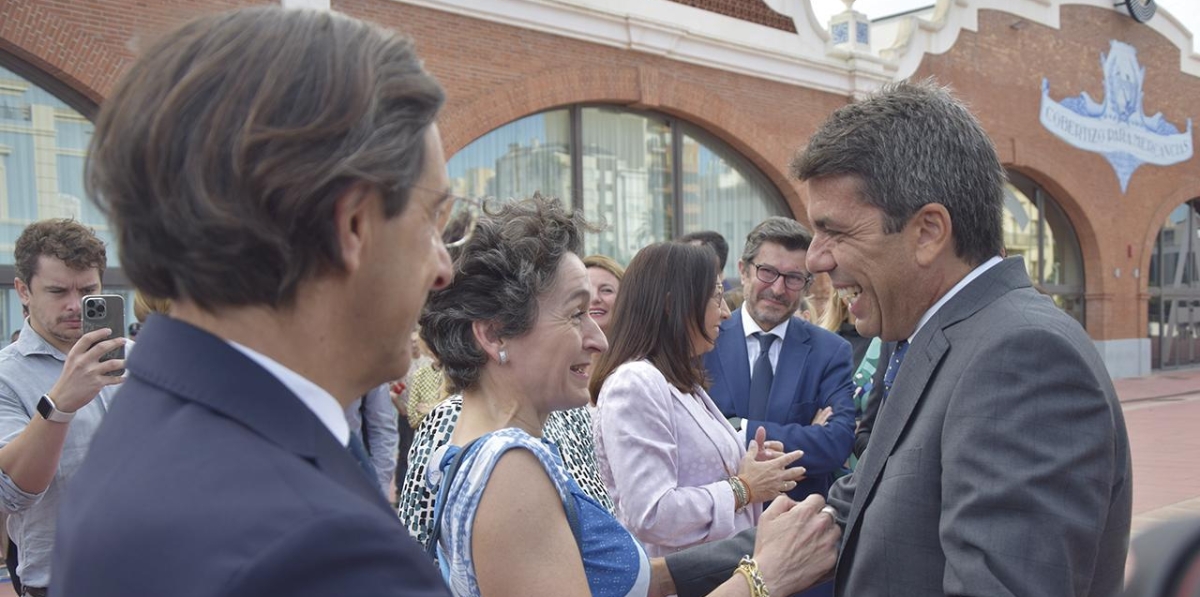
[843,328,948,546]
[715,313,751,416]
[768,318,810,421]
[668,384,740,475]
[840,257,1034,553]
[127,315,390,512]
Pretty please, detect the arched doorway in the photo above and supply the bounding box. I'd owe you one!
[1149,199,1200,369]
[1002,170,1086,326]
[445,105,788,281]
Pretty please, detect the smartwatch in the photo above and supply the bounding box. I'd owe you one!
[37,394,74,423]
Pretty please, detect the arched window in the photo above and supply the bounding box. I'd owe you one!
[1148,199,1200,369]
[0,61,132,339]
[446,106,789,280]
[1001,171,1085,325]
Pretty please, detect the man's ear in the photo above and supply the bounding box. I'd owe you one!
[332,183,375,272]
[14,277,30,306]
[471,320,504,364]
[910,203,953,267]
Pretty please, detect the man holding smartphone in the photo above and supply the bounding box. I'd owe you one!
[0,218,126,597]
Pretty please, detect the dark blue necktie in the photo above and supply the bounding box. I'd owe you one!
[881,340,910,401]
[748,333,777,420]
[348,432,377,483]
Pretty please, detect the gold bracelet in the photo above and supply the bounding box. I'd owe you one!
[735,555,770,597]
[737,474,754,504]
[727,476,748,511]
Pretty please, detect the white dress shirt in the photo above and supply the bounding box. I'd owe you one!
[741,306,789,376]
[227,340,350,446]
[908,256,1004,343]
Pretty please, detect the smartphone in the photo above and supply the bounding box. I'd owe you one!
[81,294,126,376]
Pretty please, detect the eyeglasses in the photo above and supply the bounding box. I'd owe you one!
[433,191,484,249]
[750,262,813,292]
[711,283,726,306]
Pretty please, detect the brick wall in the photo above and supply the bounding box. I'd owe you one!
[2,0,1197,344]
[910,7,1200,340]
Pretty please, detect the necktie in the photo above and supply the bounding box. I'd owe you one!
[348,432,377,483]
[748,333,777,420]
[881,340,910,402]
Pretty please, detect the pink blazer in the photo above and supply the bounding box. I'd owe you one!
[593,360,760,557]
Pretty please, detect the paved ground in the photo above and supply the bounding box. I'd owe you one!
[0,366,1194,595]
[1117,367,1200,534]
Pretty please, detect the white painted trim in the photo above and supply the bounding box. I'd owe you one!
[281,0,330,9]
[882,0,1200,81]
[391,0,893,95]
[387,0,1200,97]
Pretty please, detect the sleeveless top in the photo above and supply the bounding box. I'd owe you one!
[437,428,649,597]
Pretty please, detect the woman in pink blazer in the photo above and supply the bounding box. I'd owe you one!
[589,242,805,557]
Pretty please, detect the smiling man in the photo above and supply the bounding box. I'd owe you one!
[0,219,124,597]
[794,80,1131,597]
[703,217,856,503]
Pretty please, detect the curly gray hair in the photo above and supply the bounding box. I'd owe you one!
[419,194,597,393]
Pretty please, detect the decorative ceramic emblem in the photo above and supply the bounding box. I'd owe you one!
[1040,40,1192,193]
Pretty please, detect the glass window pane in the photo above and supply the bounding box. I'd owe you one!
[446,109,571,201]
[1041,193,1084,288]
[1153,200,1200,292]
[1002,182,1043,282]
[580,107,672,265]
[1003,171,1084,327]
[679,127,786,281]
[0,65,114,269]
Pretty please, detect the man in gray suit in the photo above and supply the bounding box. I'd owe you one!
[793,80,1132,596]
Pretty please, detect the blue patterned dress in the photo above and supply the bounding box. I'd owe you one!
[436,428,650,597]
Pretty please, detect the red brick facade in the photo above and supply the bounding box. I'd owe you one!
[1,0,1196,369]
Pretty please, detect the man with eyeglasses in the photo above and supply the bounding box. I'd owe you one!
[703,217,856,568]
[691,219,849,597]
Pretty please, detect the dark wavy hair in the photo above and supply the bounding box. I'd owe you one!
[792,79,1004,266]
[14,219,106,283]
[420,195,597,393]
[86,7,445,309]
[590,242,719,401]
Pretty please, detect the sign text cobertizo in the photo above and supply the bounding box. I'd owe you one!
[1040,40,1192,193]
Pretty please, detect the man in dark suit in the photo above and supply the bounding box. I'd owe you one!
[52,8,455,596]
[794,80,1131,596]
[705,217,857,503]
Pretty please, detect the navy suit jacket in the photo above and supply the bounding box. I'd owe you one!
[52,315,449,597]
[704,311,856,500]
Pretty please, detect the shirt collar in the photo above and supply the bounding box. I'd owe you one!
[15,318,67,360]
[226,340,350,446]
[741,304,789,339]
[909,255,1004,343]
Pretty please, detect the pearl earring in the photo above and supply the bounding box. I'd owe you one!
[498,349,508,365]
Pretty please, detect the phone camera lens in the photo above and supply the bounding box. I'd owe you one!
[86,309,96,318]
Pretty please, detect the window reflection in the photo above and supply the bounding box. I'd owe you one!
[680,127,785,281]
[447,109,571,201]
[1149,199,1200,368]
[445,106,788,270]
[1001,171,1085,326]
[0,65,114,267]
[581,108,673,265]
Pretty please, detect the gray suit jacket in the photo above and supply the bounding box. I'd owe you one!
[828,257,1131,597]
